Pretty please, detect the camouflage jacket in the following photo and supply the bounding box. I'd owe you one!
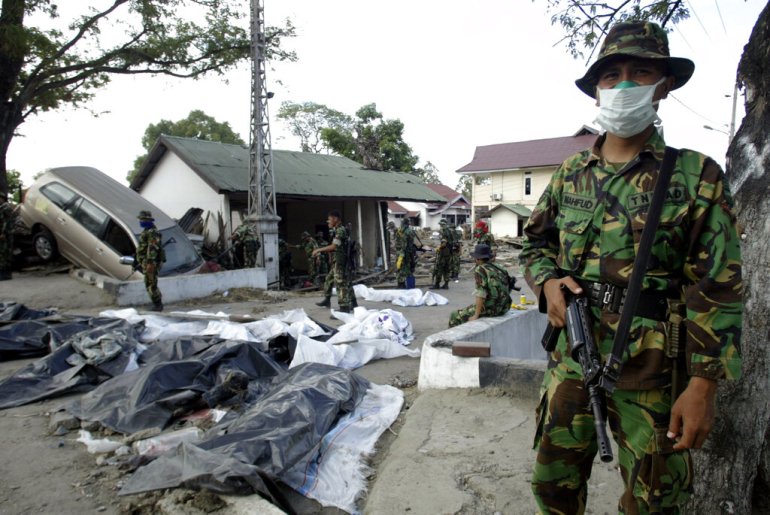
[474,262,512,317]
[302,237,319,258]
[233,223,259,244]
[394,227,415,255]
[520,130,742,389]
[474,231,496,248]
[330,224,349,265]
[137,226,165,268]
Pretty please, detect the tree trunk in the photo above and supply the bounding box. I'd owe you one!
[688,3,770,513]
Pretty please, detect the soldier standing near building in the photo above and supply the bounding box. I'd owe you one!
[136,210,165,311]
[230,221,260,268]
[449,222,462,280]
[520,21,742,513]
[278,238,292,289]
[312,210,358,313]
[394,218,417,289]
[448,244,511,327]
[431,219,453,289]
[0,201,17,281]
[300,231,322,287]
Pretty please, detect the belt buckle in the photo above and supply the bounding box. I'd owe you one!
[601,284,623,313]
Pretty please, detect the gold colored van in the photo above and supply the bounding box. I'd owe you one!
[20,167,203,280]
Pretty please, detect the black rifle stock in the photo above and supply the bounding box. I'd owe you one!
[541,296,614,463]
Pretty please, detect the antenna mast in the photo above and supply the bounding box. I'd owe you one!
[248,0,280,286]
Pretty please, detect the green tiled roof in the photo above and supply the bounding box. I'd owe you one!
[133,135,445,202]
[489,203,532,217]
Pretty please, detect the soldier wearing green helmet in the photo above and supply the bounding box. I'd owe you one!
[521,20,742,513]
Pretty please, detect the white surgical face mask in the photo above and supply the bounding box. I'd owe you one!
[594,77,665,138]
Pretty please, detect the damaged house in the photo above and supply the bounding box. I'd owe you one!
[130,135,445,271]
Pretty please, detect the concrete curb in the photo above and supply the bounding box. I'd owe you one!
[70,268,268,306]
[417,307,549,395]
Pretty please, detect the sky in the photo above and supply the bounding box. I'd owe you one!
[7,0,767,190]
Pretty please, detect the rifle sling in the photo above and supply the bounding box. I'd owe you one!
[599,146,679,394]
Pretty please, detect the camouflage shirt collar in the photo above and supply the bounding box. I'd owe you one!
[584,129,667,167]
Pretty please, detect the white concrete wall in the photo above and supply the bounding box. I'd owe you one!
[418,308,548,390]
[490,209,521,238]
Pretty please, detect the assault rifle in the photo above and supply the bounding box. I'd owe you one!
[542,295,613,463]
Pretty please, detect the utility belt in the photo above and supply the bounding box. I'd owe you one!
[576,278,686,358]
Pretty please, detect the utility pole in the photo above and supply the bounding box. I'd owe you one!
[249,0,280,287]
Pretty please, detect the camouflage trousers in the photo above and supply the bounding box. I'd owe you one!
[323,261,356,309]
[396,251,414,284]
[242,241,258,267]
[448,305,477,327]
[532,366,692,514]
[144,268,162,305]
[432,250,451,285]
[450,249,460,278]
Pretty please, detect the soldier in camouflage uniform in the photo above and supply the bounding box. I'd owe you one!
[449,222,462,280]
[431,219,453,289]
[394,218,417,288]
[520,21,742,514]
[313,210,358,313]
[0,201,17,281]
[472,220,496,257]
[230,221,260,268]
[300,231,323,287]
[136,210,166,311]
[448,244,511,327]
[278,238,292,289]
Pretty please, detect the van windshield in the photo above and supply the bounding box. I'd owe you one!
[158,226,203,276]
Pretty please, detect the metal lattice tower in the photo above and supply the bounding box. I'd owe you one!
[248,0,280,285]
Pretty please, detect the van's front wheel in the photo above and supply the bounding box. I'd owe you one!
[33,229,58,262]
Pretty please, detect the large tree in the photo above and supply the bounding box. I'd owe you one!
[538,0,770,510]
[276,101,352,154]
[0,0,296,201]
[321,103,420,172]
[128,109,245,181]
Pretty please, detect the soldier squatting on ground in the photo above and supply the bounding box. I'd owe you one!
[136,210,166,312]
[520,21,742,513]
[312,210,358,313]
[448,243,512,327]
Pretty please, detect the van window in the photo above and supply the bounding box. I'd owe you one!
[102,219,135,256]
[40,182,77,210]
[67,197,109,236]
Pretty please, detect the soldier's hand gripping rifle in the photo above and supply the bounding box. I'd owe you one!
[541,295,614,463]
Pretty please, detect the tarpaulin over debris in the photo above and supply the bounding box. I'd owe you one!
[67,339,285,434]
[0,302,126,361]
[0,302,57,322]
[119,363,403,515]
[0,318,144,408]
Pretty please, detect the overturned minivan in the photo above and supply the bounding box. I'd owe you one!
[20,167,203,280]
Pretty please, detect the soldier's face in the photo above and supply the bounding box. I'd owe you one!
[595,57,672,102]
[327,215,338,228]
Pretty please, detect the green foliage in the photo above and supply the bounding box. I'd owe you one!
[537,0,689,59]
[128,110,245,181]
[6,170,23,203]
[415,161,442,184]
[320,103,419,171]
[456,175,472,199]
[276,101,352,153]
[0,0,297,199]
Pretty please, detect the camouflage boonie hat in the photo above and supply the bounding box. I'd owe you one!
[575,21,694,98]
[301,231,311,239]
[439,219,447,225]
[137,210,154,221]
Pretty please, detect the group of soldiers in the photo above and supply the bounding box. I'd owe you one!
[389,217,495,290]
